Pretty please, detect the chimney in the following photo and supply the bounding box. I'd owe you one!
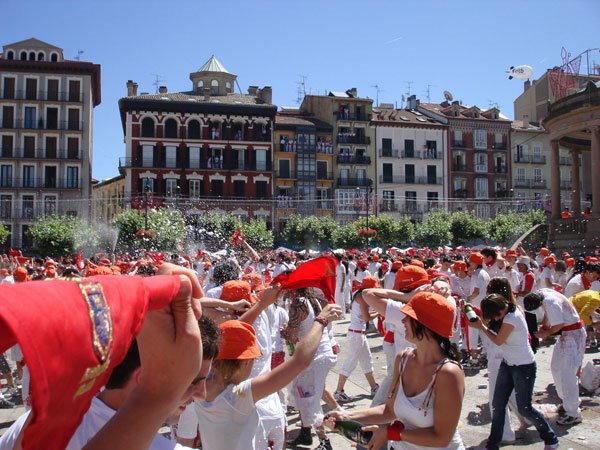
[158,85,168,94]
[248,86,259,96]
[203,87,211,101]
[126,80,138,96]
[408,94,417,110]
[258,86,272,104]
[524,80,531,92]
[346,88,357,98]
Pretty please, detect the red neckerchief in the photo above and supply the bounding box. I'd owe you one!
[582,274,592,290]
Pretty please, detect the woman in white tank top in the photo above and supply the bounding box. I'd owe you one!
[327,288,465,449]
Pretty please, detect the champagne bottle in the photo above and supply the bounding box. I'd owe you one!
[462,300,478,322]
[333,420,373,445]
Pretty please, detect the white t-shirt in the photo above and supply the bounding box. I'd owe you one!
[195,379,259,450]
[541,267,554,287]
[500,308,535,366]
[177,402,199,440]
[539,288,580,327]
[450,274,471,300]
[470,268,490,307]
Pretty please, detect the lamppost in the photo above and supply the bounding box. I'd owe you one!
[354,187,362,222]
[365,185,373,247]
[143,180,151,231]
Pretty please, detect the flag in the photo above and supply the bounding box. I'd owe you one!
[9,248,21,257]
[16,256,30,266]
[271,256,338,304]
[196,249,205,259]
[76,251,85,271]
[231,228,242,247]
[0,275,181,450]
[145,251,164,264]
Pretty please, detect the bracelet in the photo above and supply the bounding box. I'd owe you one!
[387,420,404,440]
[314,316,329,327]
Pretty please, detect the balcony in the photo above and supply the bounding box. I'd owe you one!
[335,112,371,121]
[453,163,467,172]
[316,172,333,180]
[494,165,508,174]
[560,180,573,190]
[275,171,295,179]
[494,189,509,198]
[379,201,398,212]
[453,140,466,148]
[0,149,80,160]
[379,149,399,158]
[0,90,83,102]
[378,175,443,185]
[119,157,272,172]
[453,189,468,198]
[514,179,547,189]
[559,156,572,165]
[0,119,84,131]
[336,135,371,145]
[0,177,80,189]
[336,177,372,187]
[336,154,371,164]
[513,154,547,164]
[475,164,488,173]
[492,143,507,150]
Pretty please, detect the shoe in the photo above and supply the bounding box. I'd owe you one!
[557,404,566,417]
[314,438,332,450]
[591,340,598,348]
[333,405,346,412]
[543,442,559,450]
[289,426,312,446]
[556,414,582,425]
[0,398,15,409]
[370,384,379,396]
[334,390,353,403]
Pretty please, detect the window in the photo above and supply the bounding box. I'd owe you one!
[24,136,35,158]
[356,169,366,185]
[533,168,542,182]
[196,81,204,91]
[225,81,232,93]
[495,133,503,147]
[44,196,57,215]
[25,79,37,100]
[405,191,417,212]
[165,146,177,168]
[68,80,81,102]
[427,165,437,184]
[164,119,178,138]
[2,77,15,99]
[211,80,219,95]
[2,106,14,128]
[1,165,13,187]
[141,118,155,137]
[317,160,328,179]
[404,139,414,157]
[210,180,223,196]
[67,137,79,159]
[22,165,35,188]
[141,178,154,193]
[256,181,268,199]
[46,107,58,129]
[50,52,58,62]
[1,135,13,157]
[382,163,393,183]
[22,196,34,220]
[24,107,36,129]
[405,164,415,183]
[382,138,392,156]
[516,144,524,160]
[28,52,35,61]
[6,50,14,60]
[427,192,439,209]
[188,120,201,139]
[475,178,488,198]
[44,166,57,188]
[339,168,349,183]
[0,195,12,219]
[256,150,267,171]
[66,166,79,188]
[382,190,395,211]
[454,130,463,145]
[474,129,487,149]
[475,153,488,173]
[425,140,437,158]
[165,179,178,198]
[47,79,59,100]
[142,145,153,167]
[278,159,290,178]
[233,180,245,197]
[189,179,202,198]
[67,108,80,130]
[454,178,466,190]
[189,146,200,169]
[20,51,27,61]
[533,145,542,162]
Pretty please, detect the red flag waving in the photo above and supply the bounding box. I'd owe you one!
[271,256,338,304]
[9,248,22,257]
[231,228,242,247]
[145,251,164,264]
[76,250,85,271]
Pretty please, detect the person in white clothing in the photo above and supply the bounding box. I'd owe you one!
[564,262,600,298]
[524,289,586,425]
[465,253,490,365]
[540,256,560,289]
[481,248,504,280]
[333,252,347,318]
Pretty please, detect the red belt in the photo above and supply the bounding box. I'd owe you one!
[562,320,584,332]
[348,329,365,334]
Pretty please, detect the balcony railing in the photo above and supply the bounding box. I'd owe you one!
[0,177,80,189]
[513,154,547,164]
[0,149,80,160]
[514,179,547,189]
[0,90,83,102]
[495,189,509,198]
[453,140,466,148]
[475,164,488,173]
[378,149,399,158]
[316,172,333,180]
[453,163,467,172]
[336,155,371,164]
[400,150,442,160]
[378,175,443,185]
[0,119,84,131]
[494,165,507,174]
[560,180,573,190]
[453,189,468,198]
[336,177,373,187]
[335,112,371,121]
[492,143,507,150]
[119,157,272,171]
[559,156,573,165]
[336,135,371,145]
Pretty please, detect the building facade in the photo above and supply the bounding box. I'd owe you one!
[418,99,512,219]
[371,104,448,222]
[92,174,125,223]
[300,90,375,224]
[273,109,334,232]
[118,56,277,227]
[0,38,101,249]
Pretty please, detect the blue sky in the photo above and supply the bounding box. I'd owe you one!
[2,0,598,180]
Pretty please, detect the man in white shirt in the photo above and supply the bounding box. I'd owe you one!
[481,248,504,280]
[465,253,490,365]
[564,263,600,298]
[524,289,586,425]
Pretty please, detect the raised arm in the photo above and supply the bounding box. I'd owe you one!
[361,288,412,316]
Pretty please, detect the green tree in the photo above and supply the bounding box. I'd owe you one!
[194,213,243,250]
[281,215,338,250]
[486,210,546,246]
[113,208,186,252]
[241,219,273,253]
[414,210,452,247]
[450,211,486,245]
[354,214,414,248]
[0,223,10,247]
[29,215,99,257]
[331,223,363,249]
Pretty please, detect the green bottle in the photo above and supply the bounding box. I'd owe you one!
[334,420,373,445]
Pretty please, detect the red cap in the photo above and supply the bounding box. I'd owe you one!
[380,261,389,272]
[400,292,454,338]
[241,273,266,292]
[391,260,403,271]
[361,276,380,289]
[220,280,252,303]
[504,249,517,257]
[566,257,576,267]
[453,261,467,272]
[544,256,557,266]
[409,259,425,268]
[539,247,549,256]
[14,267,29,282]
[469,253,484,266]
[393,266,429,291]
[217,320,261,360]
[357,260,368,269]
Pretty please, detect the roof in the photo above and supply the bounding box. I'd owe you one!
[196,55,230,73]
[419,101,511,122]
[275,113,333,131]
[122,91,271,106]
[511,120,545,132]
[3,37,61,50]
[93,174,125,188]
[371,107,446,127]
[328,91,351,98]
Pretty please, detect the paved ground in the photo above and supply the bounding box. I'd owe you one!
[1,318,599,449]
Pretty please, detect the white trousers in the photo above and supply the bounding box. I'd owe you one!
[371,340,396,407]
[551,327,586,417]
[339,332,373,377]
[291,356,335,427]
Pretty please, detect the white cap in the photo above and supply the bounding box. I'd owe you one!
[516,256,530,268]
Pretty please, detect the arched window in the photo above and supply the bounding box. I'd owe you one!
[188,120,201,139]
[37,52,45,61]
[50,52,58,62]
[197,80,204,91]
[225,81,232,93]
[164,118,178,138]
[211,79,219,95]
[20,51,27,60]
[141,117,155,137]
[29,51,35,61]
[6,50,14,60]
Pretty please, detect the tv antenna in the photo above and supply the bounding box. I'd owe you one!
[371,84,383,107]
[74,50,84,61]
[424,84,437,103]
[488,100,500,109]
[404,81,413,98]
[296,75,307,104]
[151,74,165,94]
[443,90,454,102]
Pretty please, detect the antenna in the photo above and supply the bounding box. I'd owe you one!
[74,50,84,61]
[296,75,307,104]
[424,84,438,103]
[151,74,165,94]
[488,100,500,109]
[443,90,454,102]
[400,94,406,109]
[404,81,413,99]
[371,84,383,107]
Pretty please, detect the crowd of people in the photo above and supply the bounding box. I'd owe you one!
[0,238,599,450]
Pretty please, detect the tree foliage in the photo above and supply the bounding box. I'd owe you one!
[450,211,486,245]
[281,215,338,250]
[486,210,546,246]
[331,223,364,249]
[414,210,453,247]
[29,215,99,257]
[354,214,414,247]
[0,224,10,246]
[241,219,273,253]
[112,208,185,252]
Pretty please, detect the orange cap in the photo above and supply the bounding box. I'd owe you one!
[544,256,557,266]
[217,320,261,360]
[14,266,29,282]
[453,261,467,272]
[468,253,484,266]
[220,280,252,303]
[372,255,380,262]
[539,247,549,256]
[86,266,114,277]
[46,267,57,279]
[409,259,425,268]
[391,260,404,271]
[400,292,454,338]
[361,276,380,289]
[566,257,576,267]
[0,268,8,277]
[504,249,517,257]
[394,266,429,291]
[241,273,266,292]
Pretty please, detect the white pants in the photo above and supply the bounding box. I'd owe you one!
[371,340,396,407]
[335,286,346,316]
[291,356,335,427]
[255,415,286,450]
[339,332,373,377]
[551,327,586,417]
[467,327,481,353]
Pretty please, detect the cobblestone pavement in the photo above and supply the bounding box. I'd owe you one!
[2,318,599,449]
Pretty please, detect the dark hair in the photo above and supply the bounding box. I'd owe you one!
[524,292,544,311]
[407,316,461,362]
[486,277,517,307]
[442,257,453,264]
[481,293,515,321]
[424,258,436,269]
[587,263,600,275]
[212,261,239,286]
[573,258,587,275]
[106,340,140,389]
[199,315,220,360]
[554,260,566,273]
[136,264,155,277]
[480,248,497,259]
